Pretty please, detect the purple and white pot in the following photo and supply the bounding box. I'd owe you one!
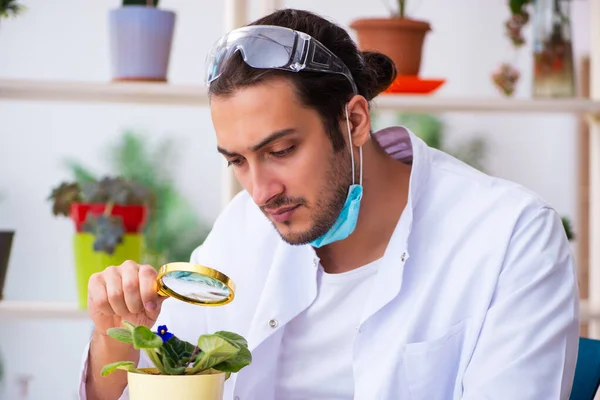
[109,6,176,82]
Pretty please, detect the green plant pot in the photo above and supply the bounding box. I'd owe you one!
[73,232,145,309]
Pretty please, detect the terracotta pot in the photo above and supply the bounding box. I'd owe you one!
[350,17,431,76]
[127,368,226,400]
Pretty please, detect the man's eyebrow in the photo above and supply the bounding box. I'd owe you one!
[217,128,297,157]
[250,128,296,151]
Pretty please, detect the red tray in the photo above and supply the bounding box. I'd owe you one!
[383,76,446,94]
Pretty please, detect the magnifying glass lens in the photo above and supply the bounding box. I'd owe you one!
[156,263,235,306]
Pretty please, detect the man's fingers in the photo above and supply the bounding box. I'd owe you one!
[103,266,129,317]
[138,264,161,317]
[122,264,144,314]
[88,272,113,315]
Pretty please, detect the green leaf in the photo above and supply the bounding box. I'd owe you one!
[509,0,532,14]
[144,348,168,374]
[213,344,252,373]
[161,336,197,368]
[122,0,159,7]
[132,326,163,349]
[106,327,133,344]
[160,353,188,375]
[64,159,97,184]
[122,320,136,332]
[214,331,248,348]
[187,335,240,374]
[212,331,252,373]
[101,361,144,376]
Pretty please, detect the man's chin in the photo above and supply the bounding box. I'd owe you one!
[271,223,319,246]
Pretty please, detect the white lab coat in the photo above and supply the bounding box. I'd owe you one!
[79,126,579,400]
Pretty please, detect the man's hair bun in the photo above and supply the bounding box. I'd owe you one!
[358,51,398,101]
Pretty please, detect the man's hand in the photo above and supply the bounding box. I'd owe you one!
[85,260,167,400]
[88,260,166,336]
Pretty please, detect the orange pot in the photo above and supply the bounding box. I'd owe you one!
[350,17,431,76]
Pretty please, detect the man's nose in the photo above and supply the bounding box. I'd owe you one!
[248,165,284,207]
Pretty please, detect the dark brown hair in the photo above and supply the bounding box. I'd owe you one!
[208,9,397,152]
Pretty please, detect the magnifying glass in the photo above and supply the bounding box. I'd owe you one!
[156,262,236,306]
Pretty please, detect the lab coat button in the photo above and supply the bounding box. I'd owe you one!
[401,252,407,262]
[269,319,278,328]
[313,258,318,267]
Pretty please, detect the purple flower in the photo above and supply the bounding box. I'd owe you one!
[156,325,174,343]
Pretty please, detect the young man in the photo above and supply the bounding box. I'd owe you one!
[80,8,580,400]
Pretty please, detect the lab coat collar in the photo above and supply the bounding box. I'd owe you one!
[246,126,431,348]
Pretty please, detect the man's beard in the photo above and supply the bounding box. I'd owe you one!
[264,145,353,246]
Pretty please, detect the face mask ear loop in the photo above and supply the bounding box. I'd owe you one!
[345,105,356,186]
[359,145,363,186]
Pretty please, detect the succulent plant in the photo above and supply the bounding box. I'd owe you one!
[49,176,150,255]
[83,213,126,255]
[49,182,82,217]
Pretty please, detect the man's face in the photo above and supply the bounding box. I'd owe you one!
[210,77,352,245]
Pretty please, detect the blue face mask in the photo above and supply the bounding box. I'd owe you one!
[310,106,364,248]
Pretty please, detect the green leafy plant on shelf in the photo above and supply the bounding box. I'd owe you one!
[102,321,252,377]
[64,130,210,266]
[562,216,575,241]
[49,176,151,255]
[123,0,159,6]
[0,0,26,19]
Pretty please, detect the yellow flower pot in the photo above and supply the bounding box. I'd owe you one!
[127,368,226,400]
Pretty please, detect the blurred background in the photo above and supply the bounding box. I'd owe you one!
[0,0,594,398]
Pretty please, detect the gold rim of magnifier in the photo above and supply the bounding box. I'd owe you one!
[156,262,236,306]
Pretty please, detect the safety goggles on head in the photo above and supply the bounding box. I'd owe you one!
[204,25,358,94]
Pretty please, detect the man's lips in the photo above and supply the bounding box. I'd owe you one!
[265,205,300,222]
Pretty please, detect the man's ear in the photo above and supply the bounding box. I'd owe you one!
[344,95,371,148]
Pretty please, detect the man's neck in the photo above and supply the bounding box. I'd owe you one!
[315,140,412,274]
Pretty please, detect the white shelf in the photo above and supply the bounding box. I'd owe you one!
[0,79,210,106]
[374,95,600,115]
[0,300,89,320]
[1,79,600,115]
[0,299,597,321]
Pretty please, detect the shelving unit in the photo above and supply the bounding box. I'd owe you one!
[1,0,599,337]
[3,78,600,114]
[0,301,88,320]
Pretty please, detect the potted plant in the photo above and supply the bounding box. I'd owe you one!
[350,0,431,76]
[48,176,151,309]
[64,130,211,269]
[109,0,177,82]
[494,0,575,97]
[102,321,252,400]
[0,0,26,19]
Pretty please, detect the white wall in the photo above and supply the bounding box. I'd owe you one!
[0,0,590,398]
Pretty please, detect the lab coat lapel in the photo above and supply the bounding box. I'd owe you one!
[246,240,318,352]
[358,126,429,326]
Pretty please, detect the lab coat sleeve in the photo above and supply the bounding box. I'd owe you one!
[461,205,579,400]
